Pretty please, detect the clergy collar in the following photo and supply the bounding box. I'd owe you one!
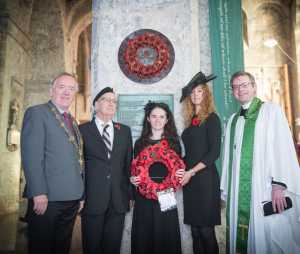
[241,99,253,110]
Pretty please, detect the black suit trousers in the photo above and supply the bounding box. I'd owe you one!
[27,199,79,254]
[81,202,125,254]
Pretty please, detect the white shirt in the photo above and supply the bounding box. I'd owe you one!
[95,116,114,146]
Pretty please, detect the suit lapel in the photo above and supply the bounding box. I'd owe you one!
[46,101,84,170]
[89,119,103,140]
[111,122,121,158]
[47,101,74,140]
[69,115,82,145]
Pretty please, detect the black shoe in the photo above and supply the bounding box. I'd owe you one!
[19,216,28,223]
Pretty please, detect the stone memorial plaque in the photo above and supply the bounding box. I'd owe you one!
[116,94,173,140]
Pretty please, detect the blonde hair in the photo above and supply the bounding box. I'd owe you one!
[182,84,216,127]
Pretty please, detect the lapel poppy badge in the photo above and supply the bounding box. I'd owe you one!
[114,123,121,130]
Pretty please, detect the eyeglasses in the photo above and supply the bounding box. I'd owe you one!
[231,82,252,91]
[99,97,118,104]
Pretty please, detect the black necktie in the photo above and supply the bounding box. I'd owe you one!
[240,108,247,117]
[102,124,112,158]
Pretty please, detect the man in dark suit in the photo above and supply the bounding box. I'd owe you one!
[21,73,84,254]
[79,87,133,254]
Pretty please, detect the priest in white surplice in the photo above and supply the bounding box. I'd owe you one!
[221,71,300,254]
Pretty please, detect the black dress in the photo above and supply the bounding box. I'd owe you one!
[181,112,221,226]
[131,138,182,254]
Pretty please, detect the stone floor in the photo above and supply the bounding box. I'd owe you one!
[0,198,226,254]
[0,207,82,254]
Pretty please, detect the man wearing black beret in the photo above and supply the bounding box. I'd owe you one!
[79,87,133,254]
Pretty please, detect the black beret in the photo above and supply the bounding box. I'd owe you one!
[180,71,217,102]
[93,87,114,106]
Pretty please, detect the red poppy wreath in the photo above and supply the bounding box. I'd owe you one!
[131,139,185,200]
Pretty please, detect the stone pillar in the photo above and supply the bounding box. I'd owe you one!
[294,0,300,142]
[73,26,92,122]
[24,0,66,110]
[92,0,227,253]
[92,0,210,132]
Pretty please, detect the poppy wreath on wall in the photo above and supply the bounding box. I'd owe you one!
[118,29,175,84]
[131,139,185,200]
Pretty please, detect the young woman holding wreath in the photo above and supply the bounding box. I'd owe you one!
[130,101,185,254]
[180,71,221,254]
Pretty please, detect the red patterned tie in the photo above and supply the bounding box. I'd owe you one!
[63,112,74,134]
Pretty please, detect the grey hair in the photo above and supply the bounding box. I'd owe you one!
[230,71,256,86]
[50,72,78,87]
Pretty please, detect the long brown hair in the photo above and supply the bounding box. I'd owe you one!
[182,84,216,127]
[135,102,180,154]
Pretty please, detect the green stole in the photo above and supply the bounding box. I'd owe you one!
[226,97,263,254]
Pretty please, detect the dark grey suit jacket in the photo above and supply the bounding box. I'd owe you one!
[21,101,84,201]
[79,119,133,215]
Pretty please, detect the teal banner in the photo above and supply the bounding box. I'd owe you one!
[209,0,244,124]
[209,0,244,172]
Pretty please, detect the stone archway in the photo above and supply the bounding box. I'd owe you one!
[63,1,92,123]
[75,24,92,123]
[243,0,297,131]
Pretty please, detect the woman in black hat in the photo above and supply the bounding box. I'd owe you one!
[130,101,183,254]
[180,72,221,254]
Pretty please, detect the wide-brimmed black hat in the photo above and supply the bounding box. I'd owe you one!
[93,87,114,106]
[180,71,217,102]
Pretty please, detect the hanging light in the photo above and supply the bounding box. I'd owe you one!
[263,38,278,48]
[263,38,296,64]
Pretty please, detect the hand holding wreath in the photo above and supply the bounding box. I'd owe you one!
[131,139,186,200]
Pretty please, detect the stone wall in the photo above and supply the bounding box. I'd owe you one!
[294,0,300,140]
[243,0,300,139]
[0,0,66,217]
[0,0,31,216]
[0,0,32,250]
[92,0,210,133]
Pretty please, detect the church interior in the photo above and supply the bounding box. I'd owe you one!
[0,0,299,253]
